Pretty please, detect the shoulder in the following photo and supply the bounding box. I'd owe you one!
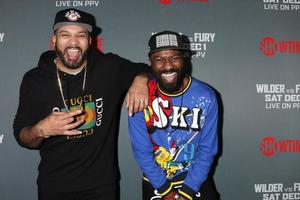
[189,77,216,100]
[23,50,56,81]
[22,67,41,83]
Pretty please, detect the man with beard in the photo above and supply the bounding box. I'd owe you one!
[128,31,219,200]
[13,8,149,200]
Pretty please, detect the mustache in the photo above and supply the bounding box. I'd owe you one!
[65,46,82,51]
[159,69,179,74]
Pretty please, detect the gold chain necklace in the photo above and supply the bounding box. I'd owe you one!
[55,58,87,112]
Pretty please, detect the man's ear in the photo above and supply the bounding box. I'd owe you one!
[52,35,57,47]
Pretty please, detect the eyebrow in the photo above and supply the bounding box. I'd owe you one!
[58,30,89,35]
[151,53,183,58]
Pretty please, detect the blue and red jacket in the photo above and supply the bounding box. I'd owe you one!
[128,76,218,199]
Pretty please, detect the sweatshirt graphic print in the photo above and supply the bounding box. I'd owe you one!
[129,77,218,194]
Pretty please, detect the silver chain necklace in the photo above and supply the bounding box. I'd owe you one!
[55,58,87,112]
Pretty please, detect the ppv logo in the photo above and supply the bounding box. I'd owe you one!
[260,136,300,157]
[260,37,300,56]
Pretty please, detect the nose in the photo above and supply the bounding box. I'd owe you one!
[163,58,174,70]
[69,36,79,46]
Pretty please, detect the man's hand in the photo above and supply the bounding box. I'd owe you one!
[19,109,84,148]
[37,109,84,137]
[177,196,188,200]
[163,191,189,200]
[163,191,180,200]
[126,74,149,116]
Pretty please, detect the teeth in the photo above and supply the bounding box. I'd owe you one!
[66,48,80,56]
[162,72,176,78]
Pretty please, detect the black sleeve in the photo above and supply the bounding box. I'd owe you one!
[13,73,38,147]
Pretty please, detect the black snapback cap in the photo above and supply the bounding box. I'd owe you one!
[53,8,94,33]
[148,31,194,57]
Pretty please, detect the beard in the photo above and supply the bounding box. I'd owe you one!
[55,45,89,69]
[155,68,186,94]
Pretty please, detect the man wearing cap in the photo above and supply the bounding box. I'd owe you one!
[128,31,219,200]
[13,8,149,200]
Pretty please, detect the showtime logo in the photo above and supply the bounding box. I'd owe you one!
[160,0,172,4]
[159,0,208,5]
[49,36,103,52]
[260,136,300,157]
[260,37,300,56]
